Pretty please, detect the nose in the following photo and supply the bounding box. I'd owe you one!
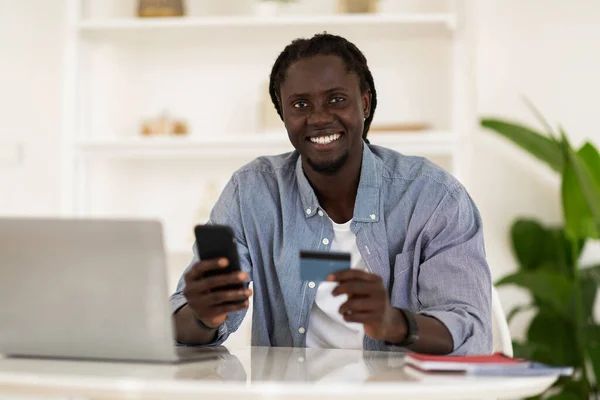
[307,103,335,128]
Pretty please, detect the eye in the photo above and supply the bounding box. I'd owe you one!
[330,96,346,104]
[293,100,308,108]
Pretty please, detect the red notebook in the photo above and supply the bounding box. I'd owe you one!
[405,352,529,373]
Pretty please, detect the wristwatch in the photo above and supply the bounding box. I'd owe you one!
[388,308,419,347]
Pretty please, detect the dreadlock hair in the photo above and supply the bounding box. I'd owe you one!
[268,33,377,143]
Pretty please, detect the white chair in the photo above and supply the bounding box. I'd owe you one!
[491,285,513,357]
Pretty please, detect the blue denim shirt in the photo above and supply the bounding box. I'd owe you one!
[171,144,492,355]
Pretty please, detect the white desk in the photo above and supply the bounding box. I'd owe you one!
[0,346,557,400]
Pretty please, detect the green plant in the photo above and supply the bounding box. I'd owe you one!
[481,103,600,400]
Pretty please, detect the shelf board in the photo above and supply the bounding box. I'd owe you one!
[75,131,459,159]
[78,13,456,38]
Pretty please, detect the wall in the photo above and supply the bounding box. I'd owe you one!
[470,0,600,338]
[0,0,64,216]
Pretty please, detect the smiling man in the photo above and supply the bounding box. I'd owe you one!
[170,33,492,355]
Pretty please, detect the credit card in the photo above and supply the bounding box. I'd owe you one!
[299,251,351,282]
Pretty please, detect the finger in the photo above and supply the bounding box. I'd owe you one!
[342,311,377,324]
[338,298,381,315]
[185,271,248,295]
[328,269,380,283]
[202,288,253,307]
[185,258,229,282]
[331,281,377,297]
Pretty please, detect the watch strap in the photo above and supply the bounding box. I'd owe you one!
[387,308,419,347]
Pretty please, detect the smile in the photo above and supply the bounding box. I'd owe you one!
[309,133,341,145]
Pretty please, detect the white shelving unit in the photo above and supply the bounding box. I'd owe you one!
[79,13,456,30]
[75,131,458,158]
[62,0,474,270]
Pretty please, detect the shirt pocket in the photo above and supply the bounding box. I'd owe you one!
[390,250,416,309]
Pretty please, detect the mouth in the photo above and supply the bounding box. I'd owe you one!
[307,132,343,149]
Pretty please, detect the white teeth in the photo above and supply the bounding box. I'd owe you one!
[310,133,341,145]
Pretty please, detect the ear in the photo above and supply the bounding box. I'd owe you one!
[362,89,371,119]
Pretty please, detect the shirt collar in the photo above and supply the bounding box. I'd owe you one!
[295,144,382,222]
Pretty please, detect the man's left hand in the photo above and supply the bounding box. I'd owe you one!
[329,270,407,343]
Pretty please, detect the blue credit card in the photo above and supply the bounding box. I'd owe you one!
[300,251,351,282]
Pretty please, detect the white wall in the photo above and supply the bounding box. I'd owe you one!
[0,0,64,215]
[470,0,600,338]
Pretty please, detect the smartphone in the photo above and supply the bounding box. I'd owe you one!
[194,224,245,292]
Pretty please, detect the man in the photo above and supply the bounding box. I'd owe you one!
[171,33,492,355]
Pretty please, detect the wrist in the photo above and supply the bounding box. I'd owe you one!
[191,310,219,331]
[384,307,419,347]
[383,307,408,344]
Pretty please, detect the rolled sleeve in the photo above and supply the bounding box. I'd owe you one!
[416,187,492,355]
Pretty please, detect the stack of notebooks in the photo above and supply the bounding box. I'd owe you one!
[405,352,573,377]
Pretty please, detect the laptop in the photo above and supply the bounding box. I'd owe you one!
[0,217,217,363]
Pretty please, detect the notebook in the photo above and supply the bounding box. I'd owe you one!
[405,352,573,377]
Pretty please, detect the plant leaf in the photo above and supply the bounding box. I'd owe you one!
[506,304,537,325]
[512,341,550,361]
[579,278,598,323]
[511,219,548,271]
[496,271,574,317]
[580,264,600,283]
[561,135,600,239]
[544,228,575,277]
[557,378,592,400]
[510,220,576,277]
[579,142,600,181]
[481,118,563,173]
[527,312,578,367]
[576,142,600,227]
[545,392,581,400]
[522,96,556,137]
[562,163,599,239]
[545,390,583,400]
[586,324,600,390]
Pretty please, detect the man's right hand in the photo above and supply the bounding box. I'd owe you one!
[183,257,252,329]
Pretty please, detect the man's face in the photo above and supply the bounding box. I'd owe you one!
[279,55,370,175]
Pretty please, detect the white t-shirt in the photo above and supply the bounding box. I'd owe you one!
[305,219,367,349]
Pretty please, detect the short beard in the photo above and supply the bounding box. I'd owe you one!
[306,151,349,175]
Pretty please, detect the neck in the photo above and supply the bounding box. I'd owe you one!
[303,147,363,223]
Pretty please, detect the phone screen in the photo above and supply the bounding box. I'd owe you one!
[194,224,245,291]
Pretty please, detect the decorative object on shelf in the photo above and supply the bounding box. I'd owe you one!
[480,102,600,400]
[254,0,298,17]
[137,0,185,18]
[259,81,283,131]
[337,0,378,14]
[368,123,430,132]
[141,111,188,136]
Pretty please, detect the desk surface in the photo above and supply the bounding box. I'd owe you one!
[0,346,556,400]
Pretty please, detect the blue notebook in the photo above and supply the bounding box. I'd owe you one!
[468,362,573,377]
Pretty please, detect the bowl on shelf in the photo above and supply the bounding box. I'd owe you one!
[137,0,185,17]
[337,0,378,14]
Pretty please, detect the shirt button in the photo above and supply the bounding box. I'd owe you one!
[308,281,315,289]
[370,214,376,220]
[322,238,329,245]
[318,210,324,217]
[306,208,312,215]
[298,327,305,334]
